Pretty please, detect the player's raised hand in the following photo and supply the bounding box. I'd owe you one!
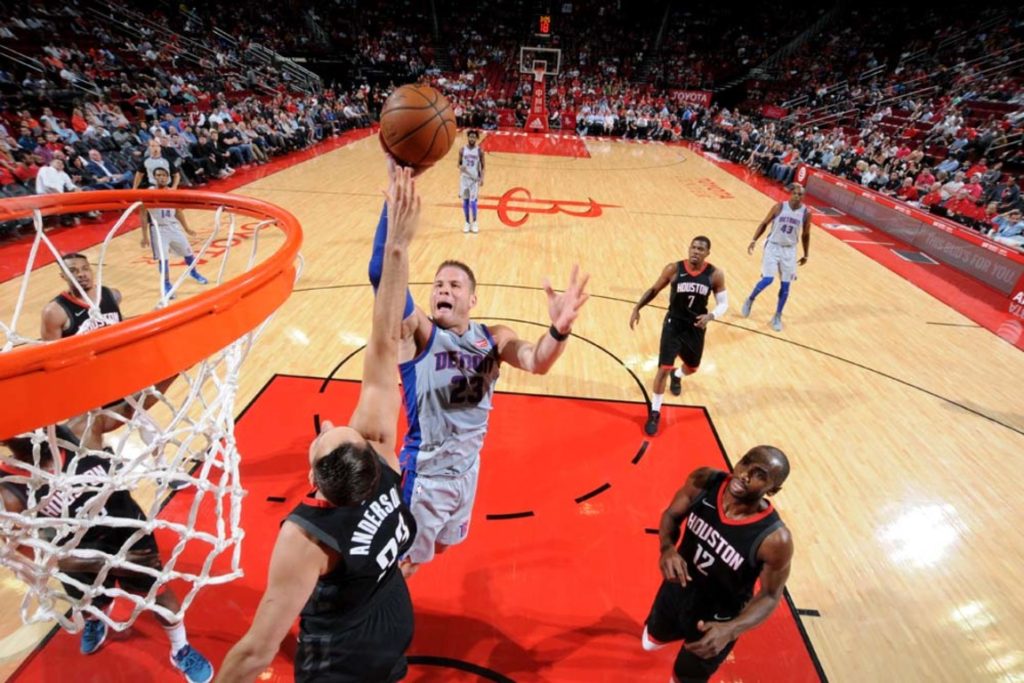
[544,264,591,335]
[659,547,691,585]
[383,165,421,248]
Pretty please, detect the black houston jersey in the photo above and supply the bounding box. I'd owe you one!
[667,261,716,323]
[53,287,122,338]
[286,461,417,631]
[678,470,784,617]
[0,425,139,527]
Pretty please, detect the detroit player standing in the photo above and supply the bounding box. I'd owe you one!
[642,446,794,683]
[630,236,727,436]
[142,167,209,298]
[741,184,811,332]
[458,130,484,233]
[216,166,422,683]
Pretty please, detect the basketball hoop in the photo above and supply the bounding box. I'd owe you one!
[0,189,302,632]
[534,67,546,84]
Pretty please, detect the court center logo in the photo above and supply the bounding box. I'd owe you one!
[444,187,620,227]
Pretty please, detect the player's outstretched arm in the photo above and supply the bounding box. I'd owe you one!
[215,522,326,683]
[348,166,420,467]
[683,525,793,659]
[493,264,590,375]
[367,157,421,323]
[630,262,675,329]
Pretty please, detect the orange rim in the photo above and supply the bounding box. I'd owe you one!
[0,190,303,440]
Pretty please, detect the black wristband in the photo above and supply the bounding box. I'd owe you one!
[549,324,570,342]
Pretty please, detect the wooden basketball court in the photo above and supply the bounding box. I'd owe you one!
[1,130,1023,682]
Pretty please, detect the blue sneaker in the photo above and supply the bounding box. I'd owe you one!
[171,644,214,683]
[164,281,176,300]
[80,618,107,655]
[189,271,209,285]
[741,297,753,318]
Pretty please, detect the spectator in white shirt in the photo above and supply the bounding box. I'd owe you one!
[35,158,78,195]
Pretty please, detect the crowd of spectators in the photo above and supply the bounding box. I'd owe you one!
[700,101,1024,248]
[2,0,1022,250]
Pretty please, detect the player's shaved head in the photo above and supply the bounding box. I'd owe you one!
[746,445,790,485]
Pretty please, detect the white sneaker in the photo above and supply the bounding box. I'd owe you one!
[463,222,470,233]
[471,221,479,233]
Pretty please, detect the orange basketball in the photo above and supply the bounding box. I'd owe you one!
[378,85,458,169]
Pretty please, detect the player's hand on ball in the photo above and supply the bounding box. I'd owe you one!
[659,547,691,585]
[684,620,736,659]
[544,264,591,335]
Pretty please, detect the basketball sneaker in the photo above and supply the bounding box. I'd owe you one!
[644,410,661,436]
[463,222,470,233]
[741,297,753,317]
[189,270,209,285]
[163,281,175,300]
[171,644,214,683]
[80,618,107,655]
[669,372,682,396]
[471,221,479,233]
[771,315,783,332]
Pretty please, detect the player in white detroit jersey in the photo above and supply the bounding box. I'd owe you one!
[394,260,588,574]
[142,167,208,298]
[740,184,811,332]
[368,157,589,574]
[458,130,485,233]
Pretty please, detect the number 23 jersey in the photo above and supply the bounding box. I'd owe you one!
[399,322,501,477]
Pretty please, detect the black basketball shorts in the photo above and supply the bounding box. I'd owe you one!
[658,317,706,370]
[645,580,738,683]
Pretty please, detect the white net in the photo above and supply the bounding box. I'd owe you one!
[0,196,300,632]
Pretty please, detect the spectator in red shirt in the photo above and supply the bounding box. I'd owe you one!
[963,174,985,200]
[965,157,989,179]
[896,178,919,202]
[946,189,985,225]
[919,183,945,208]
[914,168,936,195]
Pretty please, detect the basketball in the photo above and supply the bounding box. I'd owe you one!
[378,85,458,169]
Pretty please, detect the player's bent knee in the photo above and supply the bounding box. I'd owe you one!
[683,364,699,375]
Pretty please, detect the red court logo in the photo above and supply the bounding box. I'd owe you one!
[446,187,620,228]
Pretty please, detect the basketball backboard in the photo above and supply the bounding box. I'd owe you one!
[519,47,561,76]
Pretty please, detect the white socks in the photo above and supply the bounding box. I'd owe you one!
[651,394,664,412]
[673,367,683,378]
[163,620,188,655]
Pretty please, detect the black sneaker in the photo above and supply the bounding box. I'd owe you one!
[644,410,661,436]
[669,372,682,396]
